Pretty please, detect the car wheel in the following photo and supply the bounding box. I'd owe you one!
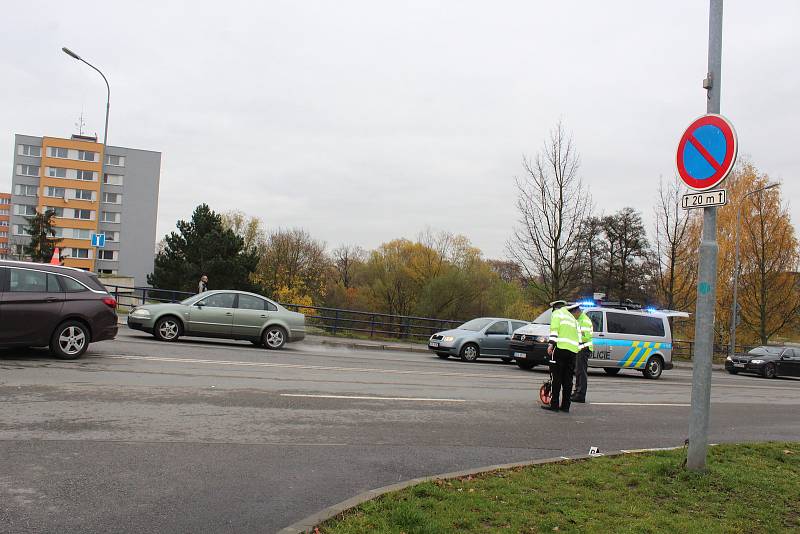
[50,321,90,360]
[642,356,663,379]
[603,367,621,376]
[516,360,535,370]
[262,326,287,350]
[460,343,479,362]
[762,363,777,379]
[154,316,182,342]
[501,357,513,363]
[437,353,449,359]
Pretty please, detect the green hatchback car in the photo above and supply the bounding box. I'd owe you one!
[127,290,305,349]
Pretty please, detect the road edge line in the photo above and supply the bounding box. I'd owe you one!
[276,445,683,534]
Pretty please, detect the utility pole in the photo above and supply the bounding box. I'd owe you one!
[687,0,723,471]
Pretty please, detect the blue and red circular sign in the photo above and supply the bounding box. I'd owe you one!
[676,114,737,191]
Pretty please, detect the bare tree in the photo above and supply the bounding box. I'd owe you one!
[332,244,365,288]
[603,207,649,302]
[651,177,697,311]
[507,121,591,303]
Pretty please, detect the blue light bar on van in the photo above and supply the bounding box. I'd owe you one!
[578,300,596,308]
[645,307,658,313]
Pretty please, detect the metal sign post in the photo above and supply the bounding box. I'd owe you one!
[686,0,724,472]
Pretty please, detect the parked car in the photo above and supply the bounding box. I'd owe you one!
[510,302,688,379]
[0,260,118,359]
[127,290,305,349]
[428,317,530,362]
[725,346,800,378]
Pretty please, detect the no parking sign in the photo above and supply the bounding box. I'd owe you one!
[676,114,737,191]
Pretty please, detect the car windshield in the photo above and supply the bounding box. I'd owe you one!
[748,347,783,356]
[458,318,493,331]
[533,309,552,324]
[180,294,203,305]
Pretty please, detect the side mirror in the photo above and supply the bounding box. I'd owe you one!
[195,303,204,309]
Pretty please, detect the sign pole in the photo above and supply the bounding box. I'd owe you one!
[687,0,723,471]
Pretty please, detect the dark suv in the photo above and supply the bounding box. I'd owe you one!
[0,260,118,359]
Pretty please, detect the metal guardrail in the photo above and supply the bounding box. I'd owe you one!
[104,284,463,341]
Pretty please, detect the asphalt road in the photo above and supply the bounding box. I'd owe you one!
[1,330,799,533]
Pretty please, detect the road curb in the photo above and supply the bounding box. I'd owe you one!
[276,445,683,534]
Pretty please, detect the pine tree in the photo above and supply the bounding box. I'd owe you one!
[24,209,61,262]
[147,204,259,292]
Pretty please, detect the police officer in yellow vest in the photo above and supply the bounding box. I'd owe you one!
[572,308,594,403]
[542,302,582,412]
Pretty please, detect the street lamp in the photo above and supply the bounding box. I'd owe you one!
[728,182,780,356]
[62,47,110,275]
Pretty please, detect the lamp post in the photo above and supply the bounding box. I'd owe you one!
[62,47,110,273]
[728,182,780,357]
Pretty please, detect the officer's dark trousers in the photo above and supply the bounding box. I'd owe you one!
[573,348,590,401]
[550,348,576,410]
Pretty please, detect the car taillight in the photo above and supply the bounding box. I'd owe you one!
[103,296,117,309]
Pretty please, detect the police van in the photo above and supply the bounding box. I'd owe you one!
[509,302,688,379]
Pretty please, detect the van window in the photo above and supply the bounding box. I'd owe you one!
[587,311,603,332]
[606,312,665,337]
[59,276,89,293]
[9,268,47,292]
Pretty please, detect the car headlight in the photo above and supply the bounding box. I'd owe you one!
[726,356,732,361]
[443,336,455,342]
[130,309,151,318]
[535,336,547,343]
[750,359,765,364]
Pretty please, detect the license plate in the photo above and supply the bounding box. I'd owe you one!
[429,342,439,348]
[734,363,745,368]
[514,352,526,358]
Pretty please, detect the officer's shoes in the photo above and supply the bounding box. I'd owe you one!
[540,405,558,412]
[570,396,586,403]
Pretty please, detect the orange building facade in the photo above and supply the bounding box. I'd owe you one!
[0,192,10,258]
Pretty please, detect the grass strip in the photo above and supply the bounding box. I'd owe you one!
[319,442,800,533]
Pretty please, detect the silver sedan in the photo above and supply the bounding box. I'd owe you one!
[428,317,530,362]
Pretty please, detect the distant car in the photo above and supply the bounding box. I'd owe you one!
[428,317,530,362]
[725,346,800,378]
[127,290,305,349]
[0,260,118,359]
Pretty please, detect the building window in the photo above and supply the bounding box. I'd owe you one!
[49,147,69,158]
[74,209,93,220]
[43,206,65,217]
[77,150,97,162]
[12,225,32,236]
[105,154,125,167]
[19,144,42,157]
[0,221,8,227]
[98,269,117,275]
[0,209,8,216]
[103,174,124,186]
[17,164,40,177]
[102,192,121,204]
[98,250,117,261]
[45,186,66,199]
[72,189,94,201]
[0,197,10,205]
[100,231,119,242]
[14,204,37,216]
[77,170,96,181]
[101,211,120,223]
[15,184,38,197]
[70,248,91,259]
[47,167,67,178]
[0,231,7,238]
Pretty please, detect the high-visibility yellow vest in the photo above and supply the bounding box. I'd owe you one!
[549,307,580,353]
[578,312,594,351]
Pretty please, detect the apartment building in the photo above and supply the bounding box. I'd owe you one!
[0,192,9,258]
[10,133,161,286]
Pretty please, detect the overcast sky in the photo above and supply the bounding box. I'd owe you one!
[2,1,797,259]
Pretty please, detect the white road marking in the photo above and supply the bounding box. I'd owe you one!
[99,354,534,381]
[280,393,466,403]
[591,402,690,407]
